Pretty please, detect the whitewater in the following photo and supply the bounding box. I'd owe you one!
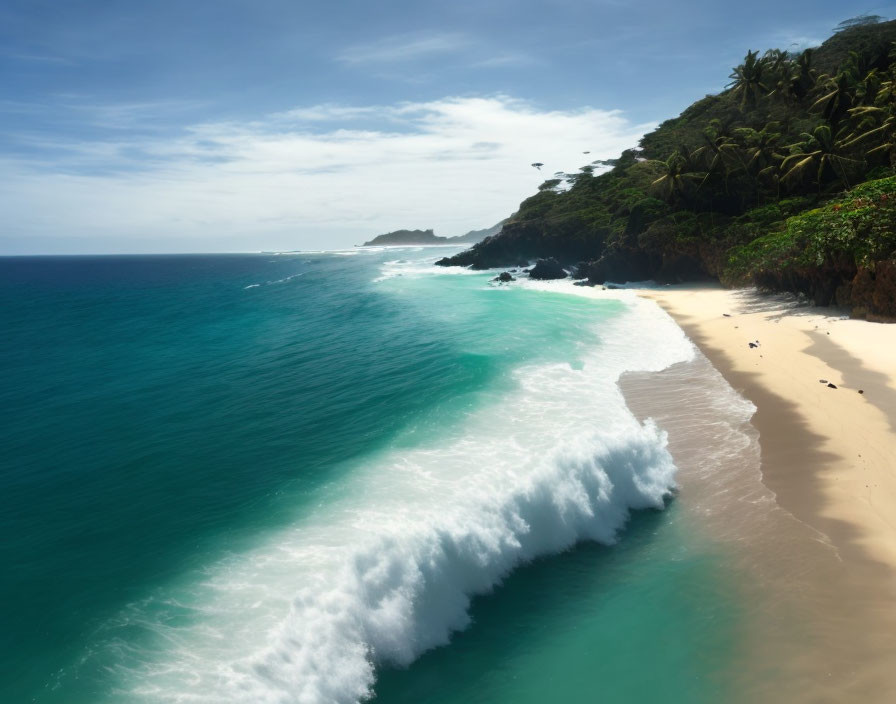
[95,258,694,703]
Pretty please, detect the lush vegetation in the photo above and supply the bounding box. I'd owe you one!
[439,17,896,318]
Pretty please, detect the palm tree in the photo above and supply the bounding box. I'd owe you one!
[811,72,857,124]
[733,123,785,201]
[648,146,707,205]
[694,120,743,203]
[770,49,816,103]
[728,50,770,110]
[695,121,742,191]
[853,68,883,107]
[736,123,783,174]
[837,55,896,164]
[781,124,863,191]
[842,108,896,165]
[793,49,817,98]
[842,73,896,166]
[811,52,873,124]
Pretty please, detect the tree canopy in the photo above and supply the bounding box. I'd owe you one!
[440,18,896,317]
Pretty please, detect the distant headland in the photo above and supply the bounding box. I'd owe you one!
[361,221,505,247]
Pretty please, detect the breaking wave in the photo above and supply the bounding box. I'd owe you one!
[103,282,693,704]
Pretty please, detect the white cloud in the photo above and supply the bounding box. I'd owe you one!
[0,96,655,253]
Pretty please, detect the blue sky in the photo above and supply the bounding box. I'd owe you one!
[1,1,894,253]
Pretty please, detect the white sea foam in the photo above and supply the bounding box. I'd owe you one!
[372,256,484,282]
[108,283,694,704]
[244,273,306,290]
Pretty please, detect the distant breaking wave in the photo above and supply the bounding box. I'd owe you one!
[244,272,306,289]
[104,275,693,703]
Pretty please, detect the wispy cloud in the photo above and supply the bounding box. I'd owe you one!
[336,32,471,65]
[2,51,74,65]
[65,99,208,130]
[0,96,655,252]
[471,52,540,69]
[335,31,540,73]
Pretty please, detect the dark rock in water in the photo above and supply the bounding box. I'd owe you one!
[605,283,622,290]
[435,257,455,267]
[518,261,529,268]
[492,272,515,282]
[528,258,567,280]
[431,221,545,270]
[827,383,838,389]
[573,280,593,287]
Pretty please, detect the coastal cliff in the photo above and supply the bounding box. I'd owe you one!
[436,18,896,319]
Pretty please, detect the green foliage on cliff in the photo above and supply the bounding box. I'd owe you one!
[449,17,896,310]
[726,175,896,279]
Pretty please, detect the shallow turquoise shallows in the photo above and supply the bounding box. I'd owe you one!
[0,250,741,703]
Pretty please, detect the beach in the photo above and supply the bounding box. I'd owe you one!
[640,284,896,567]
[635,283,896,700]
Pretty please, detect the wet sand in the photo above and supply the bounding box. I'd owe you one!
[624,284,896,702]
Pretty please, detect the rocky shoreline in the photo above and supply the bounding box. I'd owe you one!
[435,227,896,321]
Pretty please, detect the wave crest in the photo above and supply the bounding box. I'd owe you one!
[103,291,692,704]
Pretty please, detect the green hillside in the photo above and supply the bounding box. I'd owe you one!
[438,16,896,319]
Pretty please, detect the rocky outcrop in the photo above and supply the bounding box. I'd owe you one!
[838,259,896,321]
[434,218,606,270]
[492,272,515,282]
[528,258,567,280]
[747,254,896,322]
[576,249,658,284]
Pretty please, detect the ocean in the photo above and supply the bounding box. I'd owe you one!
[1,248,773,702]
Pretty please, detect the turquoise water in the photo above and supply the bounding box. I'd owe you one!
[0,249,742,703]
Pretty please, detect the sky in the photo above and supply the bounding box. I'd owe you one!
[1,1,894,254]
